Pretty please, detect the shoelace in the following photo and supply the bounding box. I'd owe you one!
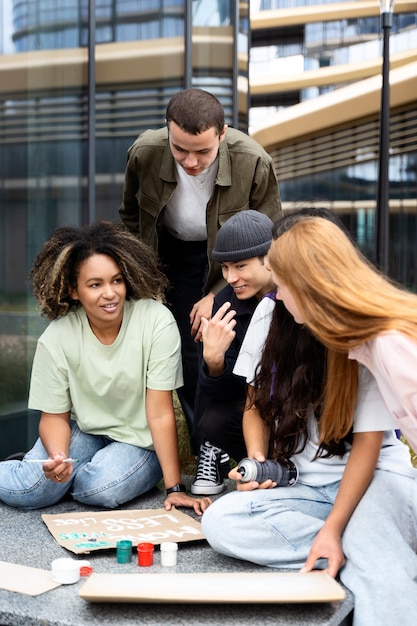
[195,444,221,481]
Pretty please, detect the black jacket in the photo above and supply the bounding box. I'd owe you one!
[196,284,259,419]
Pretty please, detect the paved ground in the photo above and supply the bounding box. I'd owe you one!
[0,478,354,626]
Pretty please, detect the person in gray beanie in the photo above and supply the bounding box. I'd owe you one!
[191,210,275,495]
[211,210,274,263]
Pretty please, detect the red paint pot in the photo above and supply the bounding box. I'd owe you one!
[137,542,154,566]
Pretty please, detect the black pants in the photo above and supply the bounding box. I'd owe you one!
[159,229,208,455]
[197,400,247,463]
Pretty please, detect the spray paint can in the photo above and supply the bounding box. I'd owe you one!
[237,458,298,486]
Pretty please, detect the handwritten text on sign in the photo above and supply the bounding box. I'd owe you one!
[41,508,205,554]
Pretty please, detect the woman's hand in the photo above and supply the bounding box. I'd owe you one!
[300,524,345,578]
[43,454,74,483]
[164,492,212,515]
[228,463,277,491]
[38,411,73,483]
[300,431,383,577]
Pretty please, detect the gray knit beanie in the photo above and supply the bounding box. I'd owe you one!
[212,210,273,263]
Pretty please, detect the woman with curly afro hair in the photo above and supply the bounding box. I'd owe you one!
[0,221,210,514]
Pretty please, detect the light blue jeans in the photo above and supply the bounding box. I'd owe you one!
[0,422,162,510]
[201,469,417,626]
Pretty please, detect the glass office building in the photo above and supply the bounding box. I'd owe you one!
[250,0,417,285]
[0,0,416,457]
[0,0,248,457]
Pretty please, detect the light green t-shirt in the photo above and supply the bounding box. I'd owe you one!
[28,299,183,449]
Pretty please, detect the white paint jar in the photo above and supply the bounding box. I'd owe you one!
[160,542,178,566]
[51,558,81,584]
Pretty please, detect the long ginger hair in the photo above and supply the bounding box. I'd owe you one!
[267,216,417,445]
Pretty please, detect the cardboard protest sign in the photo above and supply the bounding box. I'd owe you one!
[42,507,205,554]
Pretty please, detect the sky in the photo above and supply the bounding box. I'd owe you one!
[0,0,15,54]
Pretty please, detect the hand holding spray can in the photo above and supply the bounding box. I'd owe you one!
[237,458,298,487]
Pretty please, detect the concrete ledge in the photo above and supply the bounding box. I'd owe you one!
[0,480,354,626]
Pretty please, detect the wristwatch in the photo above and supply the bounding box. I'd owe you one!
[166,483,187,495]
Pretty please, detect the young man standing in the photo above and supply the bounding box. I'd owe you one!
[191,211,275,495]
[119,89,281,454]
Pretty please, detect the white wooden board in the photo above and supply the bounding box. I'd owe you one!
[79,571,346,604]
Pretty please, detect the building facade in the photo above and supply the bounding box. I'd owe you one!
[250,0,417,286]
[0,0,416,456]
[0,0,249,457]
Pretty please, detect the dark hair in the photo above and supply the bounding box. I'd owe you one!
[254,301,323,457]
[272,207,354,243]
[166,88,225,136]
[252,208,354,458]
[30,221,169,320]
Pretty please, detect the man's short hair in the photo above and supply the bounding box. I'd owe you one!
[166,88,225,136]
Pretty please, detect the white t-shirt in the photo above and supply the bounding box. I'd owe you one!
[233,297,413,484]
[163,159,218,241]
[29,299,183,450]
[233,295,275,382]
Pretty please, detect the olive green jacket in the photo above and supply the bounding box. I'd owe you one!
[119,126,281,294]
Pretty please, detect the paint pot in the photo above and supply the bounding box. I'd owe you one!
[137,542,154,566]
[160,542,178,567]
[51,558,81,584]
[116,540,133,563]
[79,559,93,576]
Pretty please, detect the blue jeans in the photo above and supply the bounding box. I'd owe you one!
[0,422,162,509]
[201,470,417,626]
